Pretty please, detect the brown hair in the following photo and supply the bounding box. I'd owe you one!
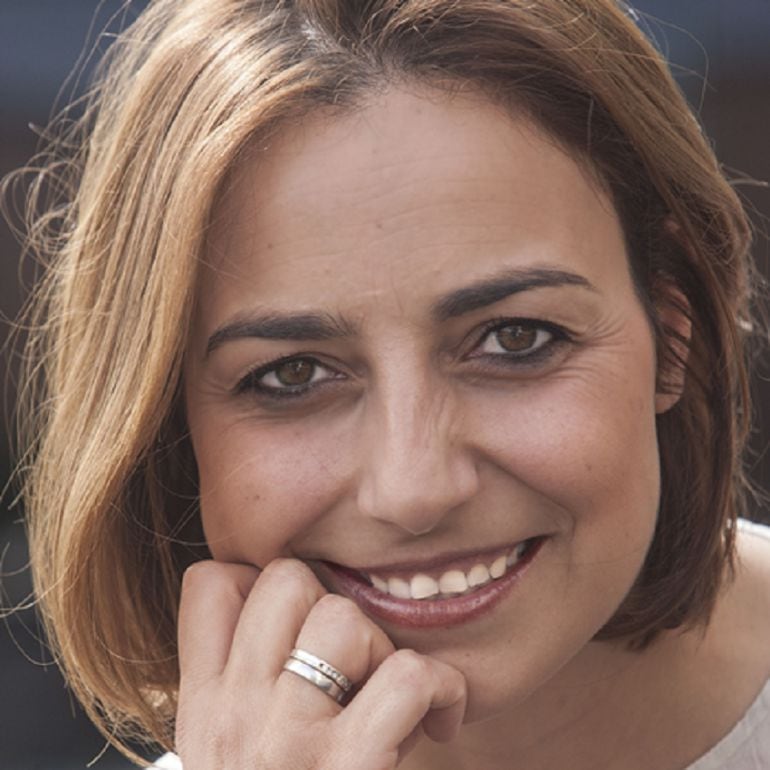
[8,0,754,761]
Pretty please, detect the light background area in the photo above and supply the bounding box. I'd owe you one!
[1,2,769,768]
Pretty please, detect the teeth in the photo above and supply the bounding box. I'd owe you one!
[490,555,507,579]
[438,569,468,595]
[366,540,533,601]
[371,575,389,592]
[467,563,491,587]
[410,574,440,600]
[388,577,411,599]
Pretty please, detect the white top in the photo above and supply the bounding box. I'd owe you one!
[148,519,770,770]
[149,755,182,769]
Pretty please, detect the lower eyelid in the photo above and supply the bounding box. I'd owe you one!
[473,336,572,371]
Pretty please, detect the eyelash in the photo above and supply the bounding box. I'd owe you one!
[234,318,570,401]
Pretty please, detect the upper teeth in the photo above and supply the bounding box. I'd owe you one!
[364,541,530,601]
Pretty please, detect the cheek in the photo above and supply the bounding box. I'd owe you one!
[194,418,352,564]
[473,352,661,544]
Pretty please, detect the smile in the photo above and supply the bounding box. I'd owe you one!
[315,536,545,628]
[362,539,532,600]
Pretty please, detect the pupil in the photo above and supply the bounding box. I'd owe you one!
[277,360,313,386]
[497,325,536,351]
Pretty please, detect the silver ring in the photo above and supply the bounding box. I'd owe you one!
[289,648,352,692]
[282,658,349,705]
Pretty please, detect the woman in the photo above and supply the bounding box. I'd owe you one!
[10,0,770,768]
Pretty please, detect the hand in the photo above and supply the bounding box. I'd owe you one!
[175,558,467,769]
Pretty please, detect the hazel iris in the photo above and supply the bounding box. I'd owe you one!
[275,359,315,386]
[496,325,537,352]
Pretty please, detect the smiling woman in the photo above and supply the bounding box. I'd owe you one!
[7,1,770,769]
[186,94,666,682]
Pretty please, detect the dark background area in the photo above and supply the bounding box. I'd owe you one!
[1,2,769,768]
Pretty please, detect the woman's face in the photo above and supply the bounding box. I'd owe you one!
[185,87,668,720]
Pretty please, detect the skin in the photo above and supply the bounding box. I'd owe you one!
[180,86,770,769]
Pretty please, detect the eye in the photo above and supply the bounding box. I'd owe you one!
[264,359,320,388]
[477,321,556,357]
[235,356,342,398]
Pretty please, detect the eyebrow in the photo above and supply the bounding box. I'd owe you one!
[205,313,355,356]
[431,267,596,321]
[204,266,596,357]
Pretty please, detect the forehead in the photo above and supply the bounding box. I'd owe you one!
[201,86,627,320]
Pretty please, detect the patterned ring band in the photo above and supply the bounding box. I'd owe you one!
[289,648,353,692]
[282,657,349,705]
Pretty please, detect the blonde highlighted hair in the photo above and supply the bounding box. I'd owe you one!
[8,0,754,761]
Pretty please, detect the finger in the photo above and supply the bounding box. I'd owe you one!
[338,649,466,749]
[277,593,396,717]
[225,558,326,681]
[178,560,261,686]
[397,724,424,765]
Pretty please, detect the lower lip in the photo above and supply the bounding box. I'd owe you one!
[317,537,545,629]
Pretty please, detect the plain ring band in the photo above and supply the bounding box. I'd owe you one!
[289,648,353,692]
[282,658,349,705]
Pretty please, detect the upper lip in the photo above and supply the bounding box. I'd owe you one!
[314,534,545,577]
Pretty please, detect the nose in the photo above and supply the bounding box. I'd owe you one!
[355,373,479,535]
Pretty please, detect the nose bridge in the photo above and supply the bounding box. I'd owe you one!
[356,363,479,534]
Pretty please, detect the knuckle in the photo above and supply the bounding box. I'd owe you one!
[388,648,431,684]
[308,594,372,642]
[312,593,358,621]
[181,559,222,594]
[261,557,316,586]
[180,559,258,605]
[259,558,324,607]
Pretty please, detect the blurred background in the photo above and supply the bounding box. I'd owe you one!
[1,1,769,768]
